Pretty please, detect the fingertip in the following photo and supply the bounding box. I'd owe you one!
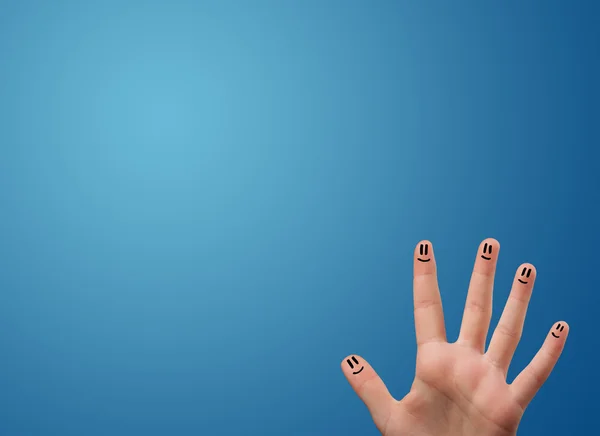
[475,237,500,274]
[553,320,569,334]
[554,320,569,330]
[414,240,436,275]
[517,263,536,276]
[548,321,569,345]
[479,237,500,254]
[341,354,359,368]
[341,355,382,386]
[415,240,433,251]
[341,354,367,376]
[514,263,537,286]
[485,238,500,250]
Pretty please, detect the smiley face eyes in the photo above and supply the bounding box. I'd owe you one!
[518,266,533,284]
[346,356,364,375]
[481,242,493,260]
[551,323,565,338]
[417,243,431,262]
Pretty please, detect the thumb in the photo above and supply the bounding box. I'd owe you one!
[341,355,394,430]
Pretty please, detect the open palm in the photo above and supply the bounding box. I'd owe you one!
[342,239,569,436]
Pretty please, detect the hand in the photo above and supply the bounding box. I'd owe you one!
[341,239,569,436]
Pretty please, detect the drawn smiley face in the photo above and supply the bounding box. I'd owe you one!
[518,266,532,284]
[481,242,493,260]
[417,243,431,262]
[346,356,364,375]
[552,323,565,338]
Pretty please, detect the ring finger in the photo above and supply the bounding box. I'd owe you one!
[485,264,536,374]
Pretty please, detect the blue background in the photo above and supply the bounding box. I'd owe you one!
[0,1,598,434]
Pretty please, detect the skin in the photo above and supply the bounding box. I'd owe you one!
[341,239,569,436]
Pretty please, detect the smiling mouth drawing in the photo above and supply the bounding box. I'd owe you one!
[552,323,565,338]
[481,255,491,260]
[347,356,364,375]
[519,267,532,285]
[418,243,431,262]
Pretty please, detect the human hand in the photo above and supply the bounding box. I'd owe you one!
[341,239,569,436]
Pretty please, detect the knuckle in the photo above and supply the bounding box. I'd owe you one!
[508,293,530,304]
[414,299,441,311]
[495,323,521,340]
[465,299,488,313]
[526,367,546,387]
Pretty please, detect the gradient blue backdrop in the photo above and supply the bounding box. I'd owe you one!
[0,1,598,435]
